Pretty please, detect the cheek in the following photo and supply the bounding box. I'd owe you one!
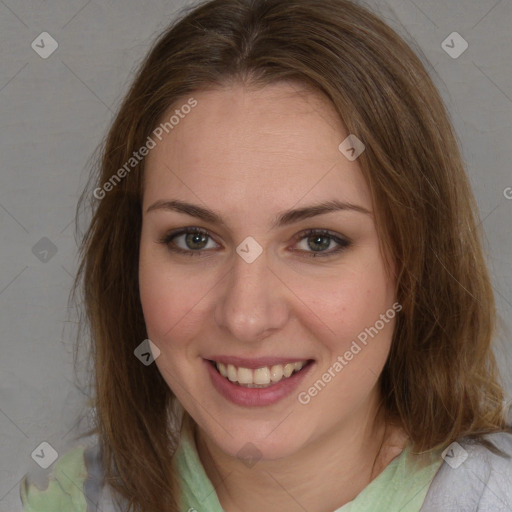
[138,240,197,345]
[138,236,223,356]
[290,254,395,353]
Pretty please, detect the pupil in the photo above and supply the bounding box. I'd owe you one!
[186,232,207,249]
[309,235,329,251]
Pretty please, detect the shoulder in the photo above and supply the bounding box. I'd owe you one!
[421,431,512,512]
[19,437,109,512]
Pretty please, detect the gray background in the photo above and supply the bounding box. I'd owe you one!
[0,0,511,510]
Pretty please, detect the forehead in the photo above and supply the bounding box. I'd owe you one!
[143,82,371,216]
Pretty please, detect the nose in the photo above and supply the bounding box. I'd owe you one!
[214,248,289,344]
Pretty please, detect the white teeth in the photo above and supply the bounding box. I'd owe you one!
[253,367,271,385]
[283,363,295,378]
[217,362,228,377]
[238,367,253,384]
[214,360,307,387]
[270,365,283,382]
[227,364,237,382]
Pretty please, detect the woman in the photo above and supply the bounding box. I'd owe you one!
[20,0,512,511]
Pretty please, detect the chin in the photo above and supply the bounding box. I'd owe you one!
[198,415,316,462]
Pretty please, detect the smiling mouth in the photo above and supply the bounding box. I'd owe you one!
[208,359,313,388]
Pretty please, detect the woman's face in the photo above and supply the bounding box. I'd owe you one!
[139,82,398,460]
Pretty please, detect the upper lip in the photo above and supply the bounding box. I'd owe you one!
[206,356,312,369]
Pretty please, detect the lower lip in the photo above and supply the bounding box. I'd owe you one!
[204,359,314,407]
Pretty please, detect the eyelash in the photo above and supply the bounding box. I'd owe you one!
[158,227,351,258]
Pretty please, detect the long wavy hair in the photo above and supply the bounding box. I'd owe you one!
[71,0,511,510]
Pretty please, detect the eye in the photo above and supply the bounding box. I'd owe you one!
[159,227,351,258]
[159,227,219,256]
[292,229,351,257]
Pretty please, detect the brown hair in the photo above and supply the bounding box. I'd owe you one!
[71,0,511,510]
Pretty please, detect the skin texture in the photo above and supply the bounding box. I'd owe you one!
[138,82,407,511]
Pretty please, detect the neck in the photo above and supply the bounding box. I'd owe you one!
[194,395,407,512]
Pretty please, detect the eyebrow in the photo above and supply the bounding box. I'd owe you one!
[145,199,371,228]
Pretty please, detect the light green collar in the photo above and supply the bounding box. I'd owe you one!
[172,420,443,512]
